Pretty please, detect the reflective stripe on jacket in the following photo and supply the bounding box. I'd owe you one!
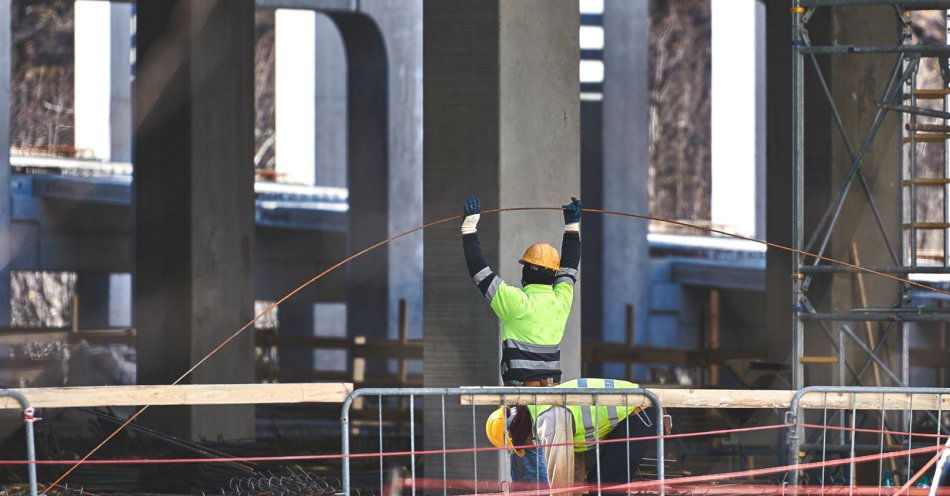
[528,378,643,452]
[491,282,573,383]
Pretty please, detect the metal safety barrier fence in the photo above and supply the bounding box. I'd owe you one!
[0,389,38,496]
[787,386,950,494]
[340,387,665,496]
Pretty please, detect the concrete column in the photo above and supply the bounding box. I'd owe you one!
[75,272,130,329]
[274,9,317,185]
[134,0,255,440]
[314,14,347,188]
[711,0,760,238]
[323,13,390,346]
[76,272,110,328]
[423,0,580,477]
[0,0,9,326]
[74,0,132,162]
[277,301,317,374]
[828,6,900,386]
[598,0,649,352]
[362,0,423,340]
[278,301,347,375]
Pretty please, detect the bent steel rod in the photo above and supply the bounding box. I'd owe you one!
[47,207,950,489]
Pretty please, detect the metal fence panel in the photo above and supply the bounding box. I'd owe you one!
[787,386,950,492]
[340,386,665,496]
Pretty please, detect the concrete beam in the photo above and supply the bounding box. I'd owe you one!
[423,0,580,477]
[134,0,256,440]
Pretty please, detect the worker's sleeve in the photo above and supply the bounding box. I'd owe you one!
[463,233,528,319]
[553,231,580,309]
[462,232,502,299]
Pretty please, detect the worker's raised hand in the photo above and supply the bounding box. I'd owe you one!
[461,196,481,235]
[562,197,582,224]
[464,196,481,216]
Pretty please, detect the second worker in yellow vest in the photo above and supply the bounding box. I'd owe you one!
[486,378,658,494]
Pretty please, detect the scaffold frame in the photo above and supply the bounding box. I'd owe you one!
[791,1,950,401]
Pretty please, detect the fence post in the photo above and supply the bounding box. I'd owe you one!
[0,390,37,496]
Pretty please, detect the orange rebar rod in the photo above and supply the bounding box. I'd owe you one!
[45,206,950,490]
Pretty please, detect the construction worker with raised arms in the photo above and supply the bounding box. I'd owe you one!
[460,194,582,484]
[486,378,658,493]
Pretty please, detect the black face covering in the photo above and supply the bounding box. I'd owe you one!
[521,264,556,287]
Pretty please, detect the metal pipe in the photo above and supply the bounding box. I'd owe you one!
[800,0,950,7]
[800,265,950,274]
[792,0,806,395]
[0,390,37,496]
[799,312,950,322]
[800,45,950,55]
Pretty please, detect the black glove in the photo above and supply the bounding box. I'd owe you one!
[562,197,581,224]
[464,196,481,216]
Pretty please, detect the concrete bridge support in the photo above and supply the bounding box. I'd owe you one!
[423,0,580,477]
[134,0,256,440]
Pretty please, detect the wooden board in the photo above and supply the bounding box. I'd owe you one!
[0,383,353,410]
[459,388,950,411]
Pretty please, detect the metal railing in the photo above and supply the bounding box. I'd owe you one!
[787,386,950,491]
[0,389,38,496]
[340,387,665,496]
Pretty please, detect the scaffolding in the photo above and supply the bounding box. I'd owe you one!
[791,1,950,393]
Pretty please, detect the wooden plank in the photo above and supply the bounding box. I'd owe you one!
[799,356,838,364]
[459,389,950,411]
[0,383,353,410]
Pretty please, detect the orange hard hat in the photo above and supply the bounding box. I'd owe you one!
[519,243,560,272]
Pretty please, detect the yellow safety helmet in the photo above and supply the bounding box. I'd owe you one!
[486,407,525,457]
[519,243,560,272]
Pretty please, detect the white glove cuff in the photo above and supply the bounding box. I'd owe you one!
[565,222,580,233]
[461,214,480,234]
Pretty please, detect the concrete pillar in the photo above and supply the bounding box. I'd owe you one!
[277,301,317,374]
[108,273,131,327]
[423,0,580,477]
[314,13,347,188]
[0,0,9,326]
[598,0,649,351]
[828,6,900,385]
[134,0,255,440]
[711,0,762,238]
[322,13,390,347]
[361,0,423,341]
[75,272,131,329]
[76,272,110,328]
[74,0,132,162]
[275,9,317,185]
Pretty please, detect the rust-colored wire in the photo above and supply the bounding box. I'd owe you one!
[45,206,950,490]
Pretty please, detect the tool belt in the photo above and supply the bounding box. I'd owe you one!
[507,378,559,387]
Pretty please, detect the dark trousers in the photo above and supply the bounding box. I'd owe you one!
[586,407,658,493]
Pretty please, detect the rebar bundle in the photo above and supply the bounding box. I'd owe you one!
[223,466,360,496]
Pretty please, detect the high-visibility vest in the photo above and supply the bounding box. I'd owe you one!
[528,378,644,453]
[489,282,573,384]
